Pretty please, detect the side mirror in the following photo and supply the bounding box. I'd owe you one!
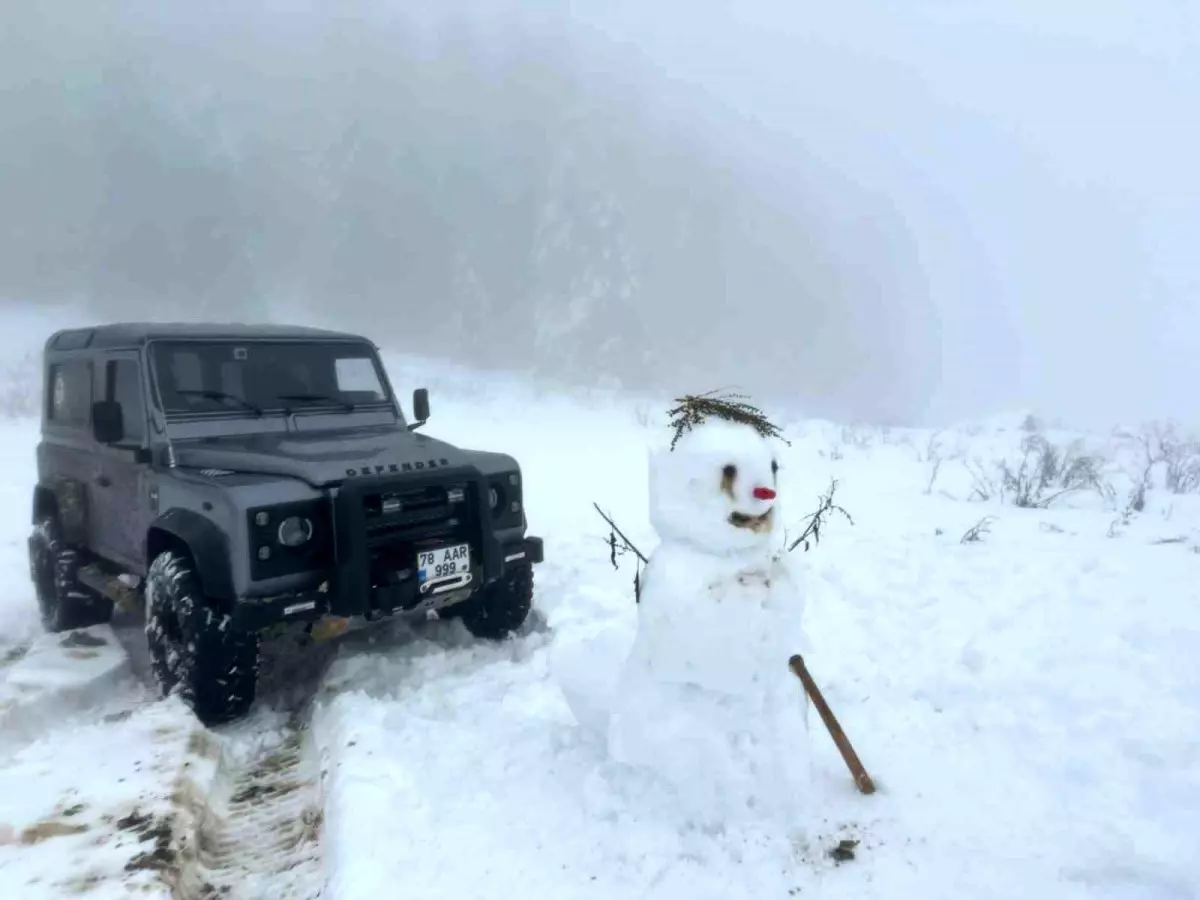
[408,388,430,431]
[91,400,124,444]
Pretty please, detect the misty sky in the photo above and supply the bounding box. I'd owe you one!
[576,1,1200,427]
[2,1,1198,429]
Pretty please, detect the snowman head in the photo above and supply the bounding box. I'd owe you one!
[648,417,783,556]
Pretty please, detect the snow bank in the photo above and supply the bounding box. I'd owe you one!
[0,696,206,900]
[0,625,141,748]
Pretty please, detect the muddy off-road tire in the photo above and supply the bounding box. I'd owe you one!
[452,561,534,640]
[145,549,259,725]
[28,516,113,632]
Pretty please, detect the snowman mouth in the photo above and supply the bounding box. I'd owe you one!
[728,508,774,533]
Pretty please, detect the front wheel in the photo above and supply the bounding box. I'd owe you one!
[145,549,259,725]
[452,562,534,640]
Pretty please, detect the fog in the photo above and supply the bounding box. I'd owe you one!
[2,1,1197,427]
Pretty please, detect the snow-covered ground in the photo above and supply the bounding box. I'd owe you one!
[1,355,1198,899]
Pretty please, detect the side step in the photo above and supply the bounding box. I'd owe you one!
[78,564,142,614]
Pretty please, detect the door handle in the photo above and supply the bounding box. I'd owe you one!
[95,475,111,488]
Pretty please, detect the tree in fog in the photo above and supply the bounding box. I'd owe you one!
[0,1,937,423]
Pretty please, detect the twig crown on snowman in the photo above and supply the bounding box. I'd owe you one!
[665,390,790,451]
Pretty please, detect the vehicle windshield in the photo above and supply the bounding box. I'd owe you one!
[150,340,391,417]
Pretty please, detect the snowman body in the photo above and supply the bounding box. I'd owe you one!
[606,418,812,829]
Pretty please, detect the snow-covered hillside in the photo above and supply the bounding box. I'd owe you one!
[1,358,1198,899]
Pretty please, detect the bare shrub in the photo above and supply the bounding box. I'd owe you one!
[971,434,1108,509]
[1148,422,1200,495]
[1116,421,1200,501]
[1108,486,1144,538]
[966,458,998,502]
[839,425,874,450]
[925,456,942,495]
[918,430,945,494]
[1165,454,1200,494]
[916,430,943,463]
[1000,434,1107,508]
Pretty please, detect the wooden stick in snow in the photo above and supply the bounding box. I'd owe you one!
[789,654,876,795]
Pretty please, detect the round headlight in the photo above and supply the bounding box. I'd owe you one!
[489,487,500,509]
[277,516,314,547]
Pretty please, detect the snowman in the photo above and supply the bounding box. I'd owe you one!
[603,396,814,834]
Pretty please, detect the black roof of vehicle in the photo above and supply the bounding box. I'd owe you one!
[44,322,372,353]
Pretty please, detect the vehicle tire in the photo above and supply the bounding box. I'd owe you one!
[144,549,259,725]
[28,516,113,632]
[454,561,534,640]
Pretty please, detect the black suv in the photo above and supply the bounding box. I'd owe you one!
[27,323,543,724]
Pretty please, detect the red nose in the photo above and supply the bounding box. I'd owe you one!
[753,486,776,501]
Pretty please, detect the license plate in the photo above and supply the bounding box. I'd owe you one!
[417,543,471,583]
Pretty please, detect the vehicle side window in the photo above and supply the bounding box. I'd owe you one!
[106,359,145,444]
[47,360,92,428]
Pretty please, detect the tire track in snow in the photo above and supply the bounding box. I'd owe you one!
[165,634,333,900]
[169,721,324,899]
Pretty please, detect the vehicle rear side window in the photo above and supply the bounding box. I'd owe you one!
[47,360,92,427]
[106,359,145,443]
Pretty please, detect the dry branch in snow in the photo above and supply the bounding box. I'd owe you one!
[786,478,854,553]
[593,503,647,602]
[960,516,995,544]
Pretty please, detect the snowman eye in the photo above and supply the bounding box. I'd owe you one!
[720,463,737,497]
[771,459,779,475]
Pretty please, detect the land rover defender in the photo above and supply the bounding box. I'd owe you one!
[27,323,543,724]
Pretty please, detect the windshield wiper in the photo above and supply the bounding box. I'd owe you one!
[273,392,357,412]
[174,389,264,416]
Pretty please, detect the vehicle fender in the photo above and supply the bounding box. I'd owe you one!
[33,477,89,545]
[145,508,235,601]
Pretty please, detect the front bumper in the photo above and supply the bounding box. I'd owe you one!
[504,535,543,566]
[232,534,544,632]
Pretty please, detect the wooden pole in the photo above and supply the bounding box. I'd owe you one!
[789,654,876,795]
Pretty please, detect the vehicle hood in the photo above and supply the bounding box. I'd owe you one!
[173,427,476,487]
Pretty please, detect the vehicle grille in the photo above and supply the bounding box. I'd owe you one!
[331,466,490,616]
[360,481,474,574]
[364,483,461,540]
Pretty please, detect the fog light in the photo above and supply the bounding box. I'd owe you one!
[511,501,521,513]
[258,546,271,561]
[508,473,519,486]
[255,511,270,526]
[278,516,314,547]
